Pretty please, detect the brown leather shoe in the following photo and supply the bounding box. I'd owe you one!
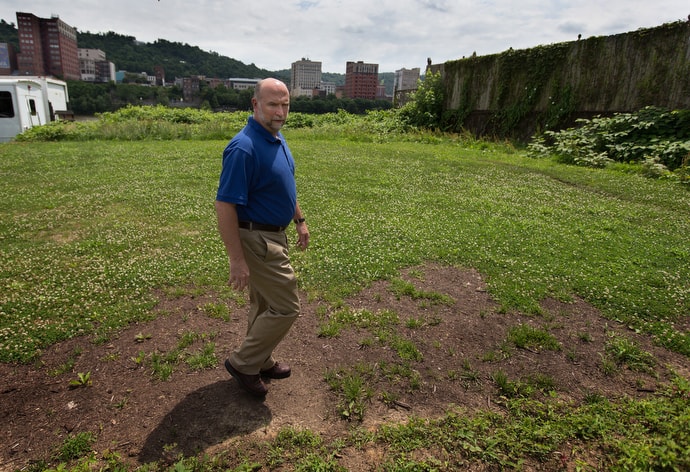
[260,362,291,379]
[225,359,267,397]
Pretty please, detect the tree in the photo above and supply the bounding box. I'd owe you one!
[400,70,444,130]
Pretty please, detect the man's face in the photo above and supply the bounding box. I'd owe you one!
[253,81,290,136]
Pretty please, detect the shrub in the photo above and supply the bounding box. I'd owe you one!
[528,107,690,172]
[399,70,445,130]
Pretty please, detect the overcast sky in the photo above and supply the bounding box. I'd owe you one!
[2,0,688,73]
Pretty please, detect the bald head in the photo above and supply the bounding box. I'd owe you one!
[252,78,290,136]
[254,78,289,100]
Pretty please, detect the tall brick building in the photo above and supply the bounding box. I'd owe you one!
[16,12,79,80]
[344,61,379,100]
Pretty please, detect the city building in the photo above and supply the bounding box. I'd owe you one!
[0,43,18,75]
[78,48,115,83]
[226,78,260,91]
[153,65,165,86]
[376,83,388,100]
[16,12,79,80]
[206,77,225,89]
[176,75,203,101]
[318,81,336,96]
[290,58,322,97]
[344,61,378,100]
[97,60,116,83]
[78,48,105,81]
[393,67,420,106]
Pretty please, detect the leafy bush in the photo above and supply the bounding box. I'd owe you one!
[14,120,76,141]
[15,106,419,143]
[528,107,690,177]
[399,70,445,130]
[16,105,251,142]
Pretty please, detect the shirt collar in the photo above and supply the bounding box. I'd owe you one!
[248,116,282,143]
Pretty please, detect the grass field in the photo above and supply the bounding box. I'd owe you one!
[1,130,690,470]
[2,134,688,364]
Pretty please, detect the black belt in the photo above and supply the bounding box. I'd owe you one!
[238,221,287,232]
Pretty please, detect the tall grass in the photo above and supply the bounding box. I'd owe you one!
[1,115,689,362]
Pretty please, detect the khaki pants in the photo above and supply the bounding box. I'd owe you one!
[229,228,300,374]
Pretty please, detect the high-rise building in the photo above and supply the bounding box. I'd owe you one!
[393,67,420,106]
[96,60,116,83]
[290,58,322,97]
[16,12,79,80]
[394,67,420,93]
[78,48,106,82]
[344,61,378,100]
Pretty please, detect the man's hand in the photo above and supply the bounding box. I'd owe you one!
[295,222,310,250]
[229,258,250,291]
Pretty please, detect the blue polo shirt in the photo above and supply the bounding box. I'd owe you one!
[216,116,297,227]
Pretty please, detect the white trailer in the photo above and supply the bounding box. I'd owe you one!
[0,76,71,142]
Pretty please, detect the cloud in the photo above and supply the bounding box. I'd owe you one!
[296,0,320,10]
[557,21,586,35]
[1,0,688,73]
[416,0,450,13]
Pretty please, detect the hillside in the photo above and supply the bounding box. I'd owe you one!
[0,19,347,82]
[0,19,404,92]
[76,31,280,81]
[0,18,284,82]
[0,19,18,49]
[1,18,274,79]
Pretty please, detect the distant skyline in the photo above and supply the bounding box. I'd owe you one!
[1,1,688,73]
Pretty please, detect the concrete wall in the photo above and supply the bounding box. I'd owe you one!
[437,20,690,139]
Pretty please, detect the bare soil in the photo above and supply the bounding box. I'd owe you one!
[1,263,688,471]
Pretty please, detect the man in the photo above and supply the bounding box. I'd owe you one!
[215,78,309,397]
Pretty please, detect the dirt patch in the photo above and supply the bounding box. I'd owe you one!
[1,263,687,470]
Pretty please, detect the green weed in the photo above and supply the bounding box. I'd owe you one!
[604,334,656,374]
[325,365,374,421]
[143,331,218,380]
[50,347,83,376]
[68,372,92,388]
[389,278,455,305]
[201,301,230,321]
[185,342,217,370]
[492,370,534,398]
[53,432,96,462]
[508,323,561,352]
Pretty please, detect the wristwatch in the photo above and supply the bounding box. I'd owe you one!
[294,218,306,224]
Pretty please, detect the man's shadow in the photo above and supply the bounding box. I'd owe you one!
[139,380,271,464]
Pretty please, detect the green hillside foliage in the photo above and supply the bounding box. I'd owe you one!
[0,18,18,49]
[76,31,274,80]
[0,18,399,113]
[0,18,288,81]
[0,18,389,85]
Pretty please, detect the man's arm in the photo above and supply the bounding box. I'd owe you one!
[215,200,250,290]
[293,201,310,250]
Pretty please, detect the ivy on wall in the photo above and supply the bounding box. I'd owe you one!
[441,20,690,139]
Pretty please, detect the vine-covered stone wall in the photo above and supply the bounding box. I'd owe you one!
[438,20,690,139]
